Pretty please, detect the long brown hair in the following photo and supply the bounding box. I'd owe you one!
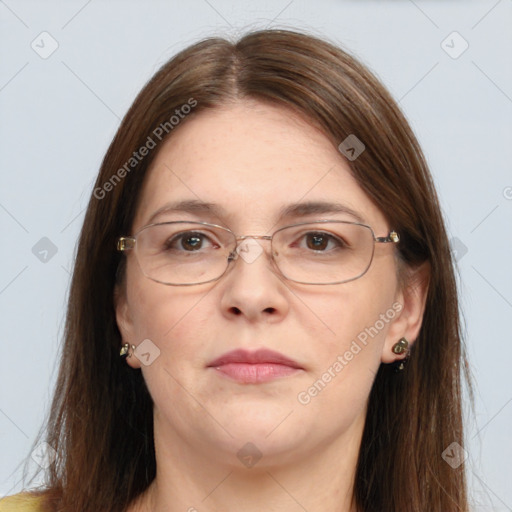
[24,29,472,511]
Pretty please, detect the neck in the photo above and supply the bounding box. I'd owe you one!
[129,411,364,512]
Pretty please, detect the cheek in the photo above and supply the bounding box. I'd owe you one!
[296,272,398,390]
[294,285,396,421]
[128,280,217,413]
[130,279,215,350]
[300,280,395,358]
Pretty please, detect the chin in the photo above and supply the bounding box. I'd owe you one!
[210,427,310,471]
[210,406,307,449]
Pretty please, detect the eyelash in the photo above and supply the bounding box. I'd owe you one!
[164,230,347,252]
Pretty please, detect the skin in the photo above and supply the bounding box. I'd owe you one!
[116,100,429,512]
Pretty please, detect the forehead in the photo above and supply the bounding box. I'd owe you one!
[133,101,386,232]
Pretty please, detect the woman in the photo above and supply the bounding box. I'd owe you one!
[1,29,471,511]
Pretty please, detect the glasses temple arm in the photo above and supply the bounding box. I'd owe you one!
[117,237,136,251]
[375,231,400,243]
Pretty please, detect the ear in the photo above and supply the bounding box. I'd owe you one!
[114,284,142,369]
[381,261,430,364]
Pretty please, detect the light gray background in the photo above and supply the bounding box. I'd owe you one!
[1,0,511,510]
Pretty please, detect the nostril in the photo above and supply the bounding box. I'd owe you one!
[230,306,242,315]
[263,307,276,314]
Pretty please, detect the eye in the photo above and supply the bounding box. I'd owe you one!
[166,231,216,252]
[301,232,345,251]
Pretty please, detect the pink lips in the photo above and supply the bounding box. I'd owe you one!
[207,349,303,384]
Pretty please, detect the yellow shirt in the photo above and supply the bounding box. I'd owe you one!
[0,494,43,511]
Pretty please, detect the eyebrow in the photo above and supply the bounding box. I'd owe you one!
[146,199,225,225]
[279,201,365,223]
[146,199,366,225]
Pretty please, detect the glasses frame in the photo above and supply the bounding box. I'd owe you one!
[117,220,400,286]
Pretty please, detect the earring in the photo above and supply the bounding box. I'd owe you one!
[391,337,410,373]
[120,343,135,358]
[392,337,409,354]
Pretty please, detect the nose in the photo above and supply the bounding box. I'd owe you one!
[219,237,290,323]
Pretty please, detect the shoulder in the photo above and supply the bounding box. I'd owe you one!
[0,493,44,512]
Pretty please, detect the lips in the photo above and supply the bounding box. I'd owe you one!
[207,348,303,384]
[208,348,302,368]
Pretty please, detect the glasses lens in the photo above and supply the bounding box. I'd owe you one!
[135,222,235,285]
[273,222,374,284]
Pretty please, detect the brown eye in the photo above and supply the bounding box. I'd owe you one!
[181,234,203,251]
[306,233,329,250]
[166,231,213,252]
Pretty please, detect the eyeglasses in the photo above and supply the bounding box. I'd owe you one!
[117,220,399,286]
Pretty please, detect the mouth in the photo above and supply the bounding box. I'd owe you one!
[206,348,304,384]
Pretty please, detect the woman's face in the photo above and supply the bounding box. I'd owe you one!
[116,100,414,469]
